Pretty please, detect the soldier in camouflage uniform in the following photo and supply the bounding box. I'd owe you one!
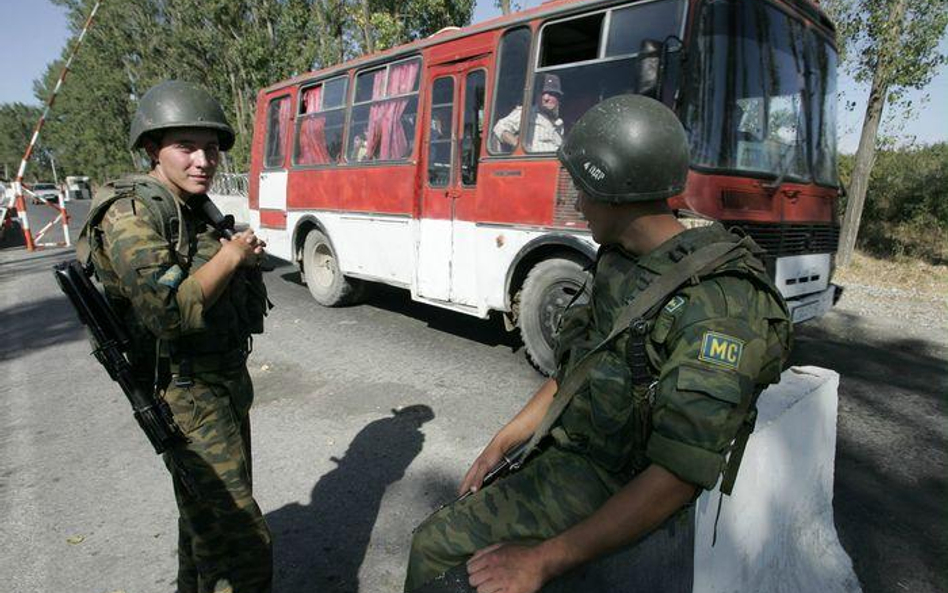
[77,81,272,592]
[405,95,791,593]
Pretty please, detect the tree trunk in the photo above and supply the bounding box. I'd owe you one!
[836,0,907,268]
[838,71,887,267]
[499,0,512,15]
[362,0,375,55]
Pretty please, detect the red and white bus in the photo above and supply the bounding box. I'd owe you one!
[248,0,841,373]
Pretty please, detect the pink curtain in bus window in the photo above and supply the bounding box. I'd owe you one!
[278,98,292,152]
[365,60,419,160]
[364,70,387,160]
[298,86,331,165]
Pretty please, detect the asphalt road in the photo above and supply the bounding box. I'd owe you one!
[1,200,945,593]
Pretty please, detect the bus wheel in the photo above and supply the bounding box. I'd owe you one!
[302,229,363,306]
[518,257,590,376]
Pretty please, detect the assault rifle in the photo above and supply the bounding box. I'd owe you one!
[53,260,186,454]
[193,194,235,239]
[455,439,530,503]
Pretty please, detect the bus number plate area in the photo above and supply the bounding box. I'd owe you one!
[775,253,831,300]
[789,285,835,323]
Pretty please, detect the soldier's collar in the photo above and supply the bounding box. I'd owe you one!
[635,223,730,275]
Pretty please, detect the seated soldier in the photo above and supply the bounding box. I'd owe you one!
[405,95,791,593]
[492,73,565,152]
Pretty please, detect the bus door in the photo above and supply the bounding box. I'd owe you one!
[258,94,291,214]
[417,58,488,306]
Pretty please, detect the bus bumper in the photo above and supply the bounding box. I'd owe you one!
[787,284,840,323]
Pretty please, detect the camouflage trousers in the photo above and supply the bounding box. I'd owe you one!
[162,365,273,593]
[405,447,622,592]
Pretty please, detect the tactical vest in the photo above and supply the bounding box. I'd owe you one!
[78,174,270,375]
[548,225,790,493]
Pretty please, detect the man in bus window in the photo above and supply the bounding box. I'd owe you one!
[405,95,790,593]
[492,73,565,152]
[352,133,369,162]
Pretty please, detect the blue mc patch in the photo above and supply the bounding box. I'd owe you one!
[698,331,744,370]
[157,264,186,290]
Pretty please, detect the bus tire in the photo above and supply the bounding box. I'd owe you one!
[517,257,590,376]
[302,229,364,306]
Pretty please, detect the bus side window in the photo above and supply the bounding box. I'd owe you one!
[296,76,349,166]
[489,27,532,155]
[348,57,422,163]
[461,70,486,186]
[428,77,455,187]
[527,0,685,153]
[264,95,291,169]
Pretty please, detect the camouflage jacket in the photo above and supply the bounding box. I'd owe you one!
[553,224,791,490]
[78,175,268,373]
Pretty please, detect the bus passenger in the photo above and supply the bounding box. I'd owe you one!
[404,95,791,593]
[492,73,565,152]
[351,133,369,162]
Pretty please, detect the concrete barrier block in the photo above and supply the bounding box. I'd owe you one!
[694,365,861,593]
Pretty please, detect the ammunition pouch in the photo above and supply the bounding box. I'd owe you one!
[239,266,272,335]
[169,348,249,375]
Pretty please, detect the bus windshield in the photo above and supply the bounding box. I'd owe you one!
[684,0,838,187]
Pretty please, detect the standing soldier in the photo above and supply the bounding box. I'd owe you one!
[77,80,272,592]
[405,95,792,593]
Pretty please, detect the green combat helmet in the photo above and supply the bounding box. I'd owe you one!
[128,80,235,151]
[557,94,689,203]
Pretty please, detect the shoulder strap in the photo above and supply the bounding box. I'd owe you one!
[131,180,183,257]
[523,237,755,457]
[77,175,189,266]
[76,179,138,266]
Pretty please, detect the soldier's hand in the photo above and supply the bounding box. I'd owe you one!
[467,543,548,593]
[458,439,506,496]
[220,229,266,267]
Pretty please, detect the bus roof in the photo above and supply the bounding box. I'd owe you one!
[261,0,834,96]
[262,0,634,95]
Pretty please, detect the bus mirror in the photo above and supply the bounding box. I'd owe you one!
[636,39,661,97]
[635,37,684,101]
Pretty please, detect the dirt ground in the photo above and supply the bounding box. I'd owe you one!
[833,251,948,327]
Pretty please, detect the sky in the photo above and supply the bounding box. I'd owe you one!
[2,0,946,154]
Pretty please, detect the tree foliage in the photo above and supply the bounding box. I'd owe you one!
[11,0,474,183]
[823,0,948,266]
[0,103,53,182]
[838,142,948,263]
[828,0,948,109]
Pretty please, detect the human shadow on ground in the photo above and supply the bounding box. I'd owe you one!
[791,313,948,593]
[267,404,435,593]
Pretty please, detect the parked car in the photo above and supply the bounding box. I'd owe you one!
[31,182,64,203]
